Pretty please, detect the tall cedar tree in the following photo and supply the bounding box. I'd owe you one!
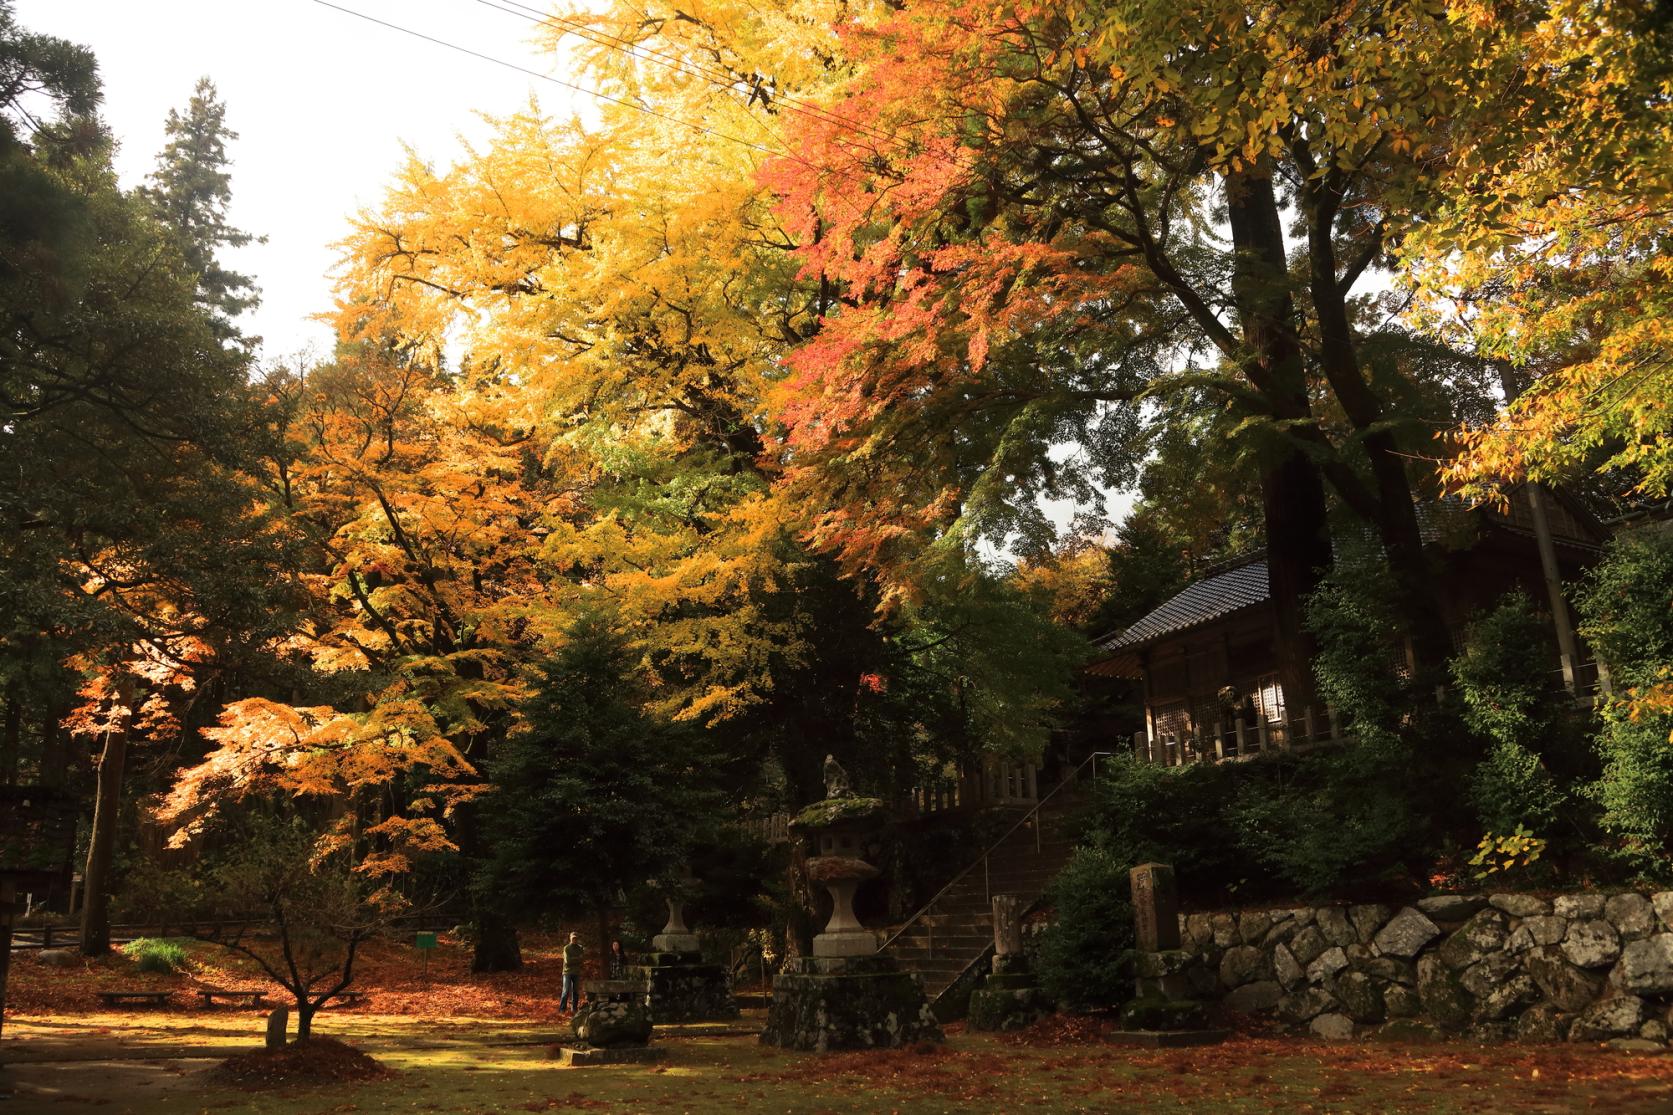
[142,77,259,343]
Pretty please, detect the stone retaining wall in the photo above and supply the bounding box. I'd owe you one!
[1176,892,1673,1048]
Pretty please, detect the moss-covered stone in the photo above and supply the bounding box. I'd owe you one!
[572,1000,652,1047]
[639,960,738,1023]
[760,958,942,1052]
[1416,955,1474,1031]
[968,986,1052,1032]
[1120,995,1207,1031]
[789,796,887,833]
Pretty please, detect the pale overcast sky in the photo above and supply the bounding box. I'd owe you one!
[17,0,590,361]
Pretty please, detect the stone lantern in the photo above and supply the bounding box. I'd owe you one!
[639,870,737,1023]
[759,755,942,1052]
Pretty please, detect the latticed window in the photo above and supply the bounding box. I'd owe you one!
[1249,674,1285,726]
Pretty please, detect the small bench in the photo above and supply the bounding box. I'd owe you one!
[321,990,366,1007]
[198,989,267,1007]
[97,991,173,1008]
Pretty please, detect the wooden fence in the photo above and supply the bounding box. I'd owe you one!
[8,913,456,952]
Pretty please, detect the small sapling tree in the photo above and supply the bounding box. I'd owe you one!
[207,812,404,1041]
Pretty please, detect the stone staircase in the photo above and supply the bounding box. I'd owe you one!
[879,785,1085,1003]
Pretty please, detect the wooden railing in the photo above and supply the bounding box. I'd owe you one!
[1136,705,1349,767]
[909,757,1039,817]
[738,813,791,845]
[880,751,1110,957]
[1138,667,1607,768]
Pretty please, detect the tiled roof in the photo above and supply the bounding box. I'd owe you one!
[1097,558,1269,652]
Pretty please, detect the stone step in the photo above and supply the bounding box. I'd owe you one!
[947,869,1067,890]
[888,957,974,976]
[940,871,1065,894]
[886,935,992,954]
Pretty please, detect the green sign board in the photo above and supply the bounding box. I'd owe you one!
[415,931,438,950]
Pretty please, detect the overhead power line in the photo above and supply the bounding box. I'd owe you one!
[468,0,904,151]
[306,0,871,183]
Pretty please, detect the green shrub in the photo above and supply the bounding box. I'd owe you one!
[1305,545,1413,747]
[1576,530,1673,874]
[1451,595,1554,747]
[1470,740,1566,835]
[1590,710,1673,873]
[1078,756,1245,899]
[1036,845,1134,1010]
[1228,737,1422,895]
[121,937,190,974]
[1575,531,1673,690]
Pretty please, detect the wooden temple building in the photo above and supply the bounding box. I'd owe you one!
[1087,488,1610,765]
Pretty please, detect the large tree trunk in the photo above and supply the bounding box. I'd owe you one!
[1262,454,1333,718]
[40,700,67,787]
[80,676,135,956]
[1304,175,1452,683]
[456,722,522,973]
[296,997,316,1040]
[0,880,15,1044]
[471,909,523,972]
[1,691,19,785]
[1226,171,1333,714]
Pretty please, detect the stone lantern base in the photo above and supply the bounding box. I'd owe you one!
[760,956,942,1052]
[638,951,738,1023]
[969,953,1051,1032]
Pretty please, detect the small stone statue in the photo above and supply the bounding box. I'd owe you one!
[822,753,853,799]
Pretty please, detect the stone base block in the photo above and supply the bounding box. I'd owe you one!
[968,985,1051,1032]
[761,957,942,1052]
[1121,994,1209,1032]
[812,930,877,958]
[652,933,701,954]
[557,1044,667,1066]
[641,960,738,1023]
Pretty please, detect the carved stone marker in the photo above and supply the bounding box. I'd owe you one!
[265,1006,289,1050]
[1131,863,1181,952]
[992,894,1024,957]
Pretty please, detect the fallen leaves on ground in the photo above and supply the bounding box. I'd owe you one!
[211,1036,392,1089]
[5,930,579,1019]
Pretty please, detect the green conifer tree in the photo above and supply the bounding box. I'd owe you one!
[142,77,259,342]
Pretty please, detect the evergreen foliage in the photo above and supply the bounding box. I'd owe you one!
[476,607,717,933]
[142,77,259,341]
[1451,596,1568,836]
[1576,530,1673,869]
[1035,844,1135,1010]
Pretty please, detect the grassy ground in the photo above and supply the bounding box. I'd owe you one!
[5,1010,1673,1113]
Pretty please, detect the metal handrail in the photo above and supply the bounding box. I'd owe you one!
[878,750,1112,954]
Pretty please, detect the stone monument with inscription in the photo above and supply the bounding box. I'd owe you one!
[1131,863,1181,952]
[1119,862,1224,1045]
[760,757,942,1052]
